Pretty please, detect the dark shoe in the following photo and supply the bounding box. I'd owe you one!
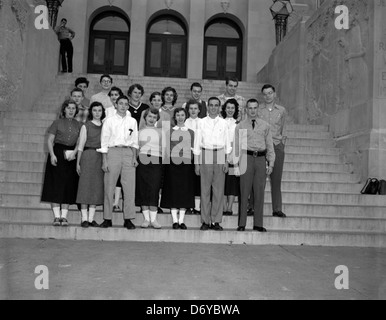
[273,211,287,218]
[209,223,215,230]
[61,218,69,227]
[213,223,223,231]
[124,219,136,230]
[173,223,180,230]
[81,221,89,228]
[179,223,187,230]
[253,226,267,233]
[193,209,201,215]
[200,223,209,231]
[53,218,61,227]
[89,221,99,228]
[247,209,254,216]
[113,205,121,212]
[158,207,164,214]
[100,220,112,228]
[237,226,245,232]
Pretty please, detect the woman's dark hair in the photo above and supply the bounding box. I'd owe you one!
[186,99,202,117]
[173,107,188,124]
[221,98,239,120]
[88,102,106,121]
[108,87,124,97]
[59,99,78,119]
[149,91,162,103]
[161,87,178,106]
[128,84,145,96]
[143,107,161,123]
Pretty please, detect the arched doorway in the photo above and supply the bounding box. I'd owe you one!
[203,18,243,80]
[145,14,187,78]
[88,11,130,75]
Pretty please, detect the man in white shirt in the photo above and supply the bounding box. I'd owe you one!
[90,74,115,118]
[194,97,232,231]
[99,95,139,230]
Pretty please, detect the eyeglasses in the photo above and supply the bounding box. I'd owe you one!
[102,80,112,84]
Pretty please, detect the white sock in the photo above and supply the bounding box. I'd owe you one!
[143,210,150,221]
[114,187,121,206]
[150,211,157,223]
[171,209,178,224]
[88,207,96,223]
[81,209,88,222]
[179,209,186,224]
[52,207,60,219]
[61,209,68,219]
[195,198,201,211]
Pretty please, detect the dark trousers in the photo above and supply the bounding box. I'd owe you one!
[271,143,285,212]
[239,155,267,228]
[60,39,73,72]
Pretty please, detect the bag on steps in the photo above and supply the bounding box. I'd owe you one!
[378,180,386,195]
[360,178,380,195]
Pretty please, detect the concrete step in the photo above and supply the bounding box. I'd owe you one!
[284,131,332,139]
[1,222,385,247]
[0,181,363,196]
[285,138,335,147]
[0,170,359,184]
[0,160,349,174]
[0,112,57,121]
[0,150,344,165]
[1,202,385,219]
[2,191,385,207]
[2,126,48,135]
[0,208,384,233]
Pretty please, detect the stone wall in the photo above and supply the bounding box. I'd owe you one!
[0,0,59,111]
[257,0,386,181]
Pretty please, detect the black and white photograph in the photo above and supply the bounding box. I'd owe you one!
[0,0,385,303]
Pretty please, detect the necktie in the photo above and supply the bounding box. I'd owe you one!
[252,120,256,130]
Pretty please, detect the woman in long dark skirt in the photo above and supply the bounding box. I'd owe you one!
[76,102,106,228]
[136,108,164,229]
[161,108,195,230]
[41,99,82,227]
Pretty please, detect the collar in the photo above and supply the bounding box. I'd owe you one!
[260,103,278,111]
[129,102,142,110]
[162,105,175,112]
[173,126,188,131]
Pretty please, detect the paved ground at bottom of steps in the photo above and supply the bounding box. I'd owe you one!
[0,238,385,300]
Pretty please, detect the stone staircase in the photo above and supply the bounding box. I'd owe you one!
[1,75,386,247]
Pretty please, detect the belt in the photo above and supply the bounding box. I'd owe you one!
[84,147,98,151]
[202,148,224,152]
[112,145,129,149]
[247,150,267,158]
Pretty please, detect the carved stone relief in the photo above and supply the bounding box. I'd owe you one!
[305,0,370,123]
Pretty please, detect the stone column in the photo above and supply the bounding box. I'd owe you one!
[187,0,205,80]
[128,0,147,76]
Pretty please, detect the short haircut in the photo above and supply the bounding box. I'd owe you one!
[186,99,202,112]
[173,107,188,123]
[116,95,130,105]
[70,87,84,97]
[261,84,276,93]
[143,107,161,122]
[221,98,239,120]
[208,97,221,106]
[226,77,239,86]
[162,87,178,106]
[100,74,113,84]
[149,91,162,103]
[128,84,144,96]
[190,82,203,91]
[108,87,124,97]
[59,99,78,119]
[247,98,259,107]
[75,77,89,88]
[88,102,106,121]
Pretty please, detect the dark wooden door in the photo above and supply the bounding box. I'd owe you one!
[88,31,129,75]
